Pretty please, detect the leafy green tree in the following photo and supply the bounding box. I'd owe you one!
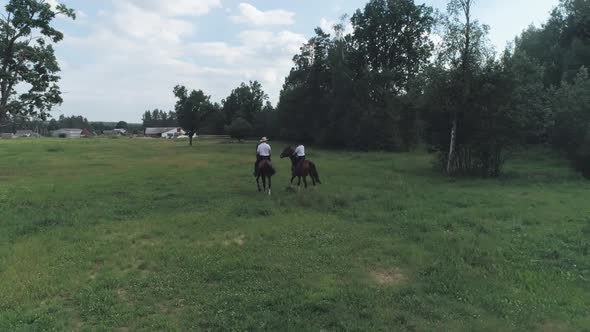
[47,118,58,131]
[198,102,224,134]
[550,67,590,177]
[0,0,75,127]
[174,85,212,146]
[225,117,252,142]
[514,0,590,86]
[141,111,153,127]
[115,121,128,129]
[222,81,268,125]
[351,0,434,94]
[142,109,177,128]
[56,114,89,129]
[440,0,482,173]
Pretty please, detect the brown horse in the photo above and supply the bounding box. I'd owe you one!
[280,146,321,188]
[255,159,274,195]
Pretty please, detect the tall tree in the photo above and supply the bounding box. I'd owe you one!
[174,85,212,146]
[222,81,268,125]
[446,0,471,174]
[0,0,75,127]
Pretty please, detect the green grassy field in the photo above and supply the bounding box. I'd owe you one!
[0,138,589,331]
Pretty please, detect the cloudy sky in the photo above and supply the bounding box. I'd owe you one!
[5,0,560,122]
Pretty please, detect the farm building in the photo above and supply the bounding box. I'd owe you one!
[161,128,185,139]
[81,128,95,137]
[145,127,183,138]
[52,128,83,138]
[104,128,127,136]
[1,133,15,139]
[15,130,41,138]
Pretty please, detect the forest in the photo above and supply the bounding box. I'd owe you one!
[171,0,590,178]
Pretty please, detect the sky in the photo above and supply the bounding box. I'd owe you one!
[3,0,560,122]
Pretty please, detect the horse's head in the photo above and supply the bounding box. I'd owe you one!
[280,146,294,159]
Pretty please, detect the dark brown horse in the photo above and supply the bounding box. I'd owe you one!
[255,159,274,195]
[280,146,321,188]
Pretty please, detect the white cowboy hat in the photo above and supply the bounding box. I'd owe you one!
[260,137,268,143]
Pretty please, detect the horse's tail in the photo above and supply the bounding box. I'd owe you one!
[309,162,321,184]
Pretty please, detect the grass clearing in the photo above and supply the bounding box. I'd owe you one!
[1,138,589,331]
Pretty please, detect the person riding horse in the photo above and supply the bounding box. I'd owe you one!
[281,145,321,188]
[254,137,272,177]
[292,143,305,175]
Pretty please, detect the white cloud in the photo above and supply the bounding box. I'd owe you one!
[125,0,222,17]
[190,30,306,86]
[54,1,307,122]
[111,3,194,43]
[231,3,295,26]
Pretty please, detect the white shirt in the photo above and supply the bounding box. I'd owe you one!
[294,145,305,157]
[257,143,271,156]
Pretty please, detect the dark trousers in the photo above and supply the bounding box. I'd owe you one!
[255,156,271,175]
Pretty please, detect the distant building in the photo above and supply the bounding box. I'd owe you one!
[0,133,15,139]
[81,128,95,137]
[161,128,185,139]
[103,128,126,136]
[144,127,182,138]
[103,130,118,136]
[15,130,41,138]
[52,128,83,138]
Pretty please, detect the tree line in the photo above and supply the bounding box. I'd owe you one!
[1,0,588,178]
[174,0,590,178]
[0,114,142,135]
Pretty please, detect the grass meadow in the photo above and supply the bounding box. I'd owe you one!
[0,138,589,331]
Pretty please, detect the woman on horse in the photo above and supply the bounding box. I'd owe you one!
[254,137,272,176]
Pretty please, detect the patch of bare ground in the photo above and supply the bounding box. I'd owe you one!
[371,269,406,286]
[539,322,574,332]
[223,234,246,247]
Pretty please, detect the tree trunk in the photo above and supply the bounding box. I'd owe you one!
[189,133,193,146]
[447,117,457,174]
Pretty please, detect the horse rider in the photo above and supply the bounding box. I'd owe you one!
[292,142,305,175]
[254,137,272,176]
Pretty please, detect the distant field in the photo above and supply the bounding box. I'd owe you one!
[0,138,588,331]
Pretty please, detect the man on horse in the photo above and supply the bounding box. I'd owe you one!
[292,143,305,175]
[254,137,272,176]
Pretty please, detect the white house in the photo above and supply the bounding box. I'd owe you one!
[52,128,83,138]
[161,128,185,139]
[144,127,184,138]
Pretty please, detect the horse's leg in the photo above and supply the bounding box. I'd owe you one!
[262,175,266,192]
[290,175,296,184]
[268,176,272,196]
[303,176,308,189]
[256,176,261,192]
